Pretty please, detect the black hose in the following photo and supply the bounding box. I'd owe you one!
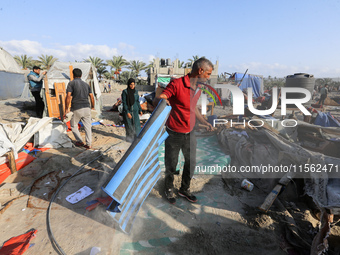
[46,142,121,255]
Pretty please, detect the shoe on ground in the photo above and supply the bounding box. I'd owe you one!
[165,188,176,204]
[74,141,85,147]
[178,189,197,203]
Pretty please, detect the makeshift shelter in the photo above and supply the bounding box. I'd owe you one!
[43,62,102,118]
[0,47,25,100]
[0,117,73,184]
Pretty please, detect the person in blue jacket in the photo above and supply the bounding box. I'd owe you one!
[121,78,143,142]
[27,66,46,118]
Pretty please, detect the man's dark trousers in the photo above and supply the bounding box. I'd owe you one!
[164,127,197,192]
[31,91,45,118]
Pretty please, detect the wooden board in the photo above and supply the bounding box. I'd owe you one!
[259,172,295,212]
[44,76,66,118]
[69,65,73,81]
[55,82,66,118]
[5,149,17,174]
[259,184,283,212]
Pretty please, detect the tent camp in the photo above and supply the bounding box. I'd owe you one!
[43,62,102,118]
[0,47,25,100]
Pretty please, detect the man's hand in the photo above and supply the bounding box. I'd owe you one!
[205,122,214,131]
[42,71,47,75]
[65,108,70,114]
[127,113,132,119]
[153,93,169,107]
[139,111,143,116]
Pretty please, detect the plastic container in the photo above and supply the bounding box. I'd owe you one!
[241,179,254,191]
[285,73,315,99]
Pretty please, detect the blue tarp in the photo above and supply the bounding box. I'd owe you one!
[314,112,340,127]
[235,73,263,98]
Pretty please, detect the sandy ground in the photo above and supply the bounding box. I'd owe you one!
[0,87,340,254]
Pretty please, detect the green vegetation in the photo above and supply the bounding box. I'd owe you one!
[38,54,58,70]
[14,55,34,70]
[127,60,147,77]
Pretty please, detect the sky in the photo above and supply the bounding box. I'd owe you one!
[1,0,340,78]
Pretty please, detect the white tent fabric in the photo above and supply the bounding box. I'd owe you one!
[0,47,22,73]
[0,71,26,100]
[0,47,25,100]
[47,62,101,99]
[0,117,72,165]
[46,62,102,117]
[0,126,18,164]
[34,121,72,148]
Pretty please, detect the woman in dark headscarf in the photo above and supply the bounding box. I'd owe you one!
[121,78,143,142]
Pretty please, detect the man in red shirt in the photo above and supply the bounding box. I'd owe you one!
[154,57,213,204]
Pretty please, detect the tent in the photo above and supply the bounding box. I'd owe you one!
[44,62,102,117]
[0,47,25,100]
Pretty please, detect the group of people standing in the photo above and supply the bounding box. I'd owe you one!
[103,82,111,93]
[27,58,214,205]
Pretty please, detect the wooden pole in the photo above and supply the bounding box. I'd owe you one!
[6,148,17,174]
[258,172,295,212]
[67,66,74,112]
[59,95,64,121]
[44,76,53,117]
[69,65,74,81]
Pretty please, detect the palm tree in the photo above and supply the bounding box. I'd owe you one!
[120,71,137,85]
[144,59,156,75]
[84,56,106,70]
[103,71,112,80]
[186,55,202,67]
[38,54,58,70]
[322,78,333,85]
[127,60,147,77]
[177,60,185,68]
[188,55,200,63]
[96,66,108,80]
[14,55,33,70]
[107,55,127,72]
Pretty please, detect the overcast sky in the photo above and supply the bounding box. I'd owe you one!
[1,0,340,78]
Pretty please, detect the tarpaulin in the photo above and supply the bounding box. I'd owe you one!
[0,152,36,184]
[102,100,171,233]
[157,77,171,88]
[0,118,72,165]
[314,112,340,127]
[0,229,37,255]
[235,73,263,98]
